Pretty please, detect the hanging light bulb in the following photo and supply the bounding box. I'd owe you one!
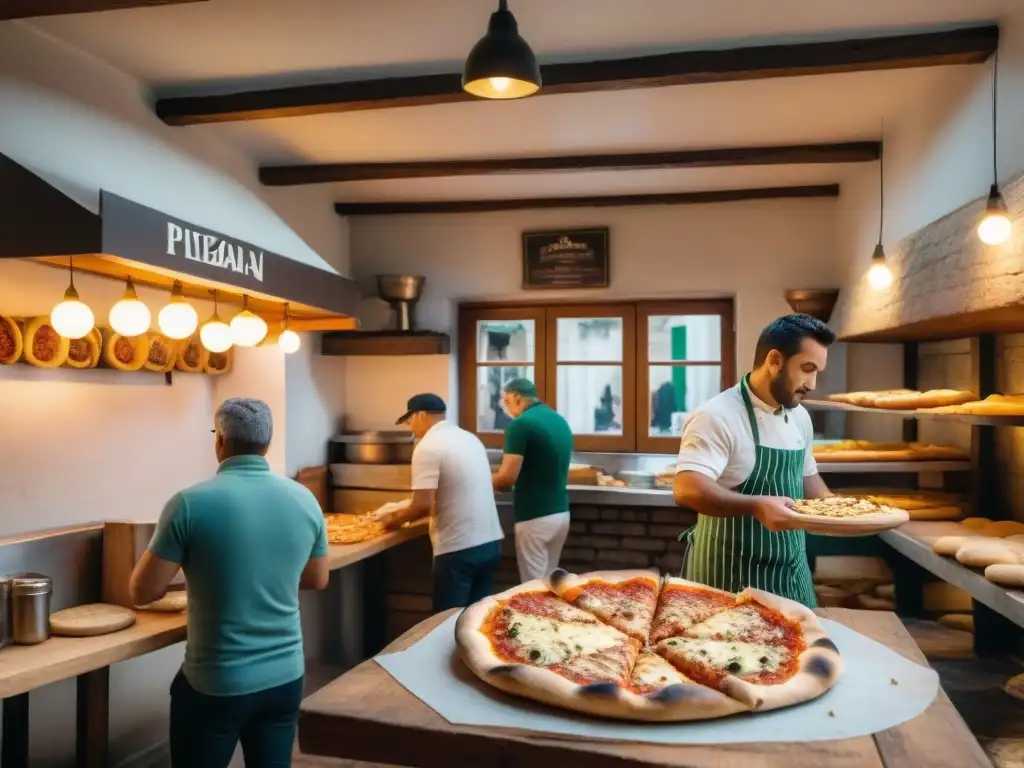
[462,0,541,100]
[200,291,233,353]
[866,128,894,291]
[979,49,1012,246]
[979,184,1012,245]
[230,295,268,347]
[867,243,894,290]
[157,281,199,340]
[108,277,151,336]
[278,303,301,354]
[50,256,95,339]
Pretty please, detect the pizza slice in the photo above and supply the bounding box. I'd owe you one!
[649,577,737,644]
[651,588,843,712]
[547,568,659,642]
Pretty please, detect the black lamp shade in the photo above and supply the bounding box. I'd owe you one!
[871,242,886,263]
[462,3,541,99]
[985,183,1009,214]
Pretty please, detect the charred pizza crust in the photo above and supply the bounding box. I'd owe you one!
[456,575,842,722]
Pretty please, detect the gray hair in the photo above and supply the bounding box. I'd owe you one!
[215,398,273,451]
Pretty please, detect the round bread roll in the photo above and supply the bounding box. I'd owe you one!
[984,564,1024,588]
[932,535,988,557]
[875,583,895,600]
[813,584,852,608]
[956,541,1023,568]
[853,594,895,611]
[937,613,974,633]
[960,517,993,531]
[1005,672,1024,701]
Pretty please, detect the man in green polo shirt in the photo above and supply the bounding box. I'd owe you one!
[492,379,574,582]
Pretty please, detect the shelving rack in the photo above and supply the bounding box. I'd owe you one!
[806,331,1024,655]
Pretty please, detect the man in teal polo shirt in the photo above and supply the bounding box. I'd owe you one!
[129,398,329,768]
[492,379,574,582]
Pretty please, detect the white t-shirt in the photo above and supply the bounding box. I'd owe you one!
[411,420,504,557]
[675,382,818,489]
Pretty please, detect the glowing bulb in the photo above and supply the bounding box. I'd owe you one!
[867,262,893,290]
[200,315,233,353]
[488,76,510,93]
[978,212,1012,245]
[50,285,95,339]
[109,279,151,336]
[230,309,268,347]
[157,282,199,339]
[278,329,301,354]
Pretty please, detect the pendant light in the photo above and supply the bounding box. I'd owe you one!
[229,295,268,347]
[108,277,152,336]
[157,281,199,340]
[50,256,95,339]
[277,303,301,355]
[867,130,894,291]
[200,290,233,353]
[462,0,540,100]
[978,49,1011,246]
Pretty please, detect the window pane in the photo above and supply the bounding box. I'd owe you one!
[557,317,622,362]
[556,366,623,435]
[647,315,721,362]
[476,365,535,432]
[477,320,534,363]
[648,365,722,436]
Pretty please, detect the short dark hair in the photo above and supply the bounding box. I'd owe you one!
[753,314,836,366]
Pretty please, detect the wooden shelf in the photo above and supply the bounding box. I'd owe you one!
[816,460,969,474]
[321,331,450,356]
[880,524,1024,631]
[805,399,1024,426]
[839,305,1024,344]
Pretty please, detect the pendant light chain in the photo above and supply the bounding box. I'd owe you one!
[992,47,999,185]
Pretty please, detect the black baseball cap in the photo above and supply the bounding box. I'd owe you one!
[396,393,447,425]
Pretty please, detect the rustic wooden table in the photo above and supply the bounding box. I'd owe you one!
[299,607,990,768]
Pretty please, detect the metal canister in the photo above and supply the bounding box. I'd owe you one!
[0,577,12,649]
[11,574,52,645]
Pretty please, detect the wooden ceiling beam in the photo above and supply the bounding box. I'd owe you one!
[0,0,206,20]
[334,184,840,216]
[156,26,998,125]
[260,142,880,186]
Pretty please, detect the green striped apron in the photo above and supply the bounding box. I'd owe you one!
[682,375,817,608]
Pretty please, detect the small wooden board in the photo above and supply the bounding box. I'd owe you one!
[50,604,137,637]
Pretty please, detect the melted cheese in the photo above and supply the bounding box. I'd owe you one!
[631,651,690,688]
[505,611,625,666]
[577,594,649,633]
[658,638,790,677]
[687,606,784,642]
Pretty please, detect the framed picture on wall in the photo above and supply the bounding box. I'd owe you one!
[522,228,610,289]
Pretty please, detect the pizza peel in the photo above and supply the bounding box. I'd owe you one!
[49,603,137,637]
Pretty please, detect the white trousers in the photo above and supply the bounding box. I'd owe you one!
[514,512,571,582]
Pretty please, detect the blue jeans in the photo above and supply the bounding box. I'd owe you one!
[169,670,303,768]
[432,539,503,612]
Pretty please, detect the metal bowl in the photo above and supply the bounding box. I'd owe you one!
[377,275,425,303]
[333,431,415,465]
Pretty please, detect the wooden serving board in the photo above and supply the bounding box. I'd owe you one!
[50,603,137,637]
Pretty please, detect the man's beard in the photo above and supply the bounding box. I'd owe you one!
[769,372,808,410]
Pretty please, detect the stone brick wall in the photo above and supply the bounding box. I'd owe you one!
[383,503,696,643]
[917,339,973,451]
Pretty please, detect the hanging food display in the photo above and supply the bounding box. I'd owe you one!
[102,329,151,372]
[143,333,179,373]
[204,347,233,376]
[22,316,70,368]
[0,315,24,365]
[63,328,102,369]
[175,335,206,373]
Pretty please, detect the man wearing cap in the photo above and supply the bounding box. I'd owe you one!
[492,379,574,582]
[386,393,505,611]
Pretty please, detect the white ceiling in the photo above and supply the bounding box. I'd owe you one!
[19,0,1017,203]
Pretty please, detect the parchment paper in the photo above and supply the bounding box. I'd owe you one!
[374,614,939,744]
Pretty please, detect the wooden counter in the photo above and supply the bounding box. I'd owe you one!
[0,611,186,700]
[325,519,428,571]
[298,607,989,768]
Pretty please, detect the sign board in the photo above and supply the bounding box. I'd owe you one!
[522,228,609,289]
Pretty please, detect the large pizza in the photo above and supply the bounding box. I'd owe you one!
[455,569,842,722]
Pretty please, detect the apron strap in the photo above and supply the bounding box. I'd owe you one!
[739,374,762,447]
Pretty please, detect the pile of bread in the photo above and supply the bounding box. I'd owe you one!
[812,441,969,463]
[827,388,1024,416]
[849,490,967,521]
[813,555,895,611]
[930,518,1024,588]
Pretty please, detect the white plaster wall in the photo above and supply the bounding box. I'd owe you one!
[345,198,843,432]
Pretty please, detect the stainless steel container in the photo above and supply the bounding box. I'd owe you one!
[11,573,52,645]
[376,275,425,331]
[334,431,415,464]
[0,577,12,649]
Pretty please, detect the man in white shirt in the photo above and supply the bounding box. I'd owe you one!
[673,314,835,607]
[385,394,505,611]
